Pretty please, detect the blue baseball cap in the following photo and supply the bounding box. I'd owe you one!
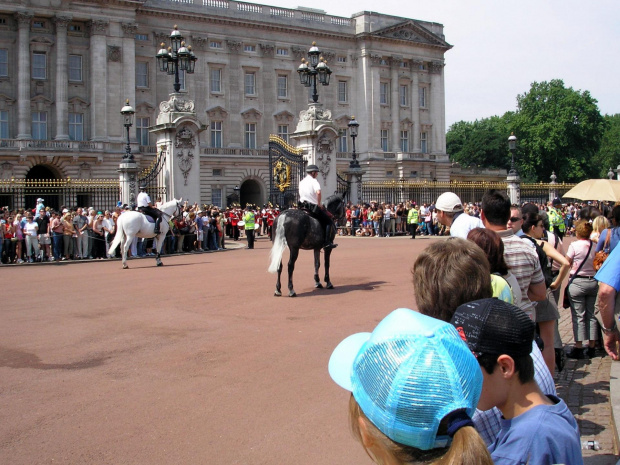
[328,309,482,451]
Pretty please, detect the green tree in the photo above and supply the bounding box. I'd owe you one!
[593,114,620,178]
[447,114,513,170]
[512,79,606,182]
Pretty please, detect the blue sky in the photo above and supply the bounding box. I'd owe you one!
[270,0,620,129]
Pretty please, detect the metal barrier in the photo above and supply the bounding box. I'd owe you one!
[360,180,576,205]
[0,178,120,212]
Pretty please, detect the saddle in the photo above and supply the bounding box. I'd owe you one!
[139,212,156,223]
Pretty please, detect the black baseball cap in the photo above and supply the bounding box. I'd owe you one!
[450,298,535,358]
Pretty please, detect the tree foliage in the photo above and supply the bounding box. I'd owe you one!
[512,79,606,182]
[446,79,609,182]
[592,114,620,178]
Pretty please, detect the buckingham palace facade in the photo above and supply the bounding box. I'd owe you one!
[0,0,452,208]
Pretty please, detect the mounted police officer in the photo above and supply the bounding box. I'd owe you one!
[299,164,337,250]
[137,185,162,234]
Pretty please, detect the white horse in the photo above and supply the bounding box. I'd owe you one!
[108,198,182,269]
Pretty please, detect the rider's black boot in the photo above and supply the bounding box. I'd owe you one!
[323,224,338,250]
[154,217,161,235]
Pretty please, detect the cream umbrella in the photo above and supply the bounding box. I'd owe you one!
[562,179,620,202]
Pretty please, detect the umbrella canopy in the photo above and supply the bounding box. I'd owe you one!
[562,179,620,202]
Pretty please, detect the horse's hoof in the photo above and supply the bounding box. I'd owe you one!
[289,291,297,297]
[315,282,323,289]
[274,290,282,297]
[156,262,163,267]
[123,264,128,269]
[326,283,334,289]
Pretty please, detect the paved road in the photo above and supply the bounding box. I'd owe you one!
[1,235,617,464]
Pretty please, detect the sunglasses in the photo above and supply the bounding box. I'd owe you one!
[509,216,523,222]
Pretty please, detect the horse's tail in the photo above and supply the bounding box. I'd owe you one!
[268,215,287,274]
[108,218,125,255]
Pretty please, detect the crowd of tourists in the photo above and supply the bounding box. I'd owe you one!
[0,199,281,264]
[328,189,620,465]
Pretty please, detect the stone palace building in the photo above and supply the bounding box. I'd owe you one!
[0,0,452,208]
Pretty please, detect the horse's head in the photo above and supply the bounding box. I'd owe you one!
[325,194,345,219]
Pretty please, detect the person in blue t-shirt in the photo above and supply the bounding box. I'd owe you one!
[451,298,583,465]
[595,243,620,360]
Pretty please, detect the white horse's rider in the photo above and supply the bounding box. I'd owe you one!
[137,185,163,234]
[299,164,337,250]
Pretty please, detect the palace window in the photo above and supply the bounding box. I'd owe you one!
[210,121,222,148]
[244,44,256,53]
[136,117,150,146]
[32,112,47,140]
[210,68,222,93]
[400,130,409,153]
[277,124,289,143]
[136,62,148,88]
[0,49,7,77]
[0,110,8,138]
[380,129,389,152]
[399,84,409,106]
[210,41,222,49]
[68,55,82,82]
[135,33,148,41]
[338,129,348,152]
[419,87,427,108]
[68,112,83,141]
[32,52,46,80]
[244,123,257,149]
[277,75,288,98]
[380,82,389,105]
[178,69,186,91]
[420,131,428,153]
[338,81,348,103]
[212,188,222,208]
[337,56,346,63]
[213,168,223,176]
[244,72,256,95]
[276,48,288,56]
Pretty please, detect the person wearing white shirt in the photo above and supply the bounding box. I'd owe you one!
[435,192,483,239]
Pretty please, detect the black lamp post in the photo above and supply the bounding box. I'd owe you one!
[348,116,360,168]
[297,42,332,103]
[508,132,517,176]
[156,25,197,93]
[120,99,135,162]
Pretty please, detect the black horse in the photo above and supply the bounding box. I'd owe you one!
[268,194,345,297]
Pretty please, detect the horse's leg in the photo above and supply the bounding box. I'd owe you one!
[155,234,163,266]
[275,260,283,297]
[121,234,132,269]
[287,247,299,297]
[324,248,334,289]
[314,248,323,289]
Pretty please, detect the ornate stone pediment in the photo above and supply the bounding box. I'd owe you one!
[334,114,352,128]
[0,94,15,111]
[30,95,53,111]
[241,108,262,121]
[68,97,89,112]
[273,110,294,123]
[400,118,414,128]
[372,21,452,49]
[206,105,228,119]
[136,101,156,114]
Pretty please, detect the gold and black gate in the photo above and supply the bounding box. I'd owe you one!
[268,135,305,209]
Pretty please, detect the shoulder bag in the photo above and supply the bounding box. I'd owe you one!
[562,240,593,308]
[593,228,612,271]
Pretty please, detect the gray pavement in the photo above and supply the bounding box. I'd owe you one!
[556,305,619,464]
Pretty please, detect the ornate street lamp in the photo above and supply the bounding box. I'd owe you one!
[508,132,517,176]
[120,99,135,162]
[348,116,360,168]
[155,25,197,93]
[297,42,332,103]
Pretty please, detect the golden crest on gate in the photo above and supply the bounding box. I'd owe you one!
[274,159,291,192]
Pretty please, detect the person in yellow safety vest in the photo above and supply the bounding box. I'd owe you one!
[243,205,256,249]
[407,203,420,239]
[548,198,566,240]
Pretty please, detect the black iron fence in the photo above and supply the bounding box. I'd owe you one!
[0,178,120,212]
[360,180,576,205]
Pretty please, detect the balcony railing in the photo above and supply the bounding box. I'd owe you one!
[0,139,155,154]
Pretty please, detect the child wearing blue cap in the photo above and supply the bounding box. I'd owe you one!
[328,309,493,465]
[451,298,582,465]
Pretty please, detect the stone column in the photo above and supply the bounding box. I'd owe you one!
[507,173,521,205]
[390,61,400,151]
[121,23,137,117]
[411,61,421,151]
[118,160,139,207]
[16,11,33,140]
[429,61,444,154]
[549,171,558,203]
[88,20,109,141]
[344,167,365,205]
[54,15,72,140]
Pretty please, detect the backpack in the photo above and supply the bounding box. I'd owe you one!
[522,235,554,288]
